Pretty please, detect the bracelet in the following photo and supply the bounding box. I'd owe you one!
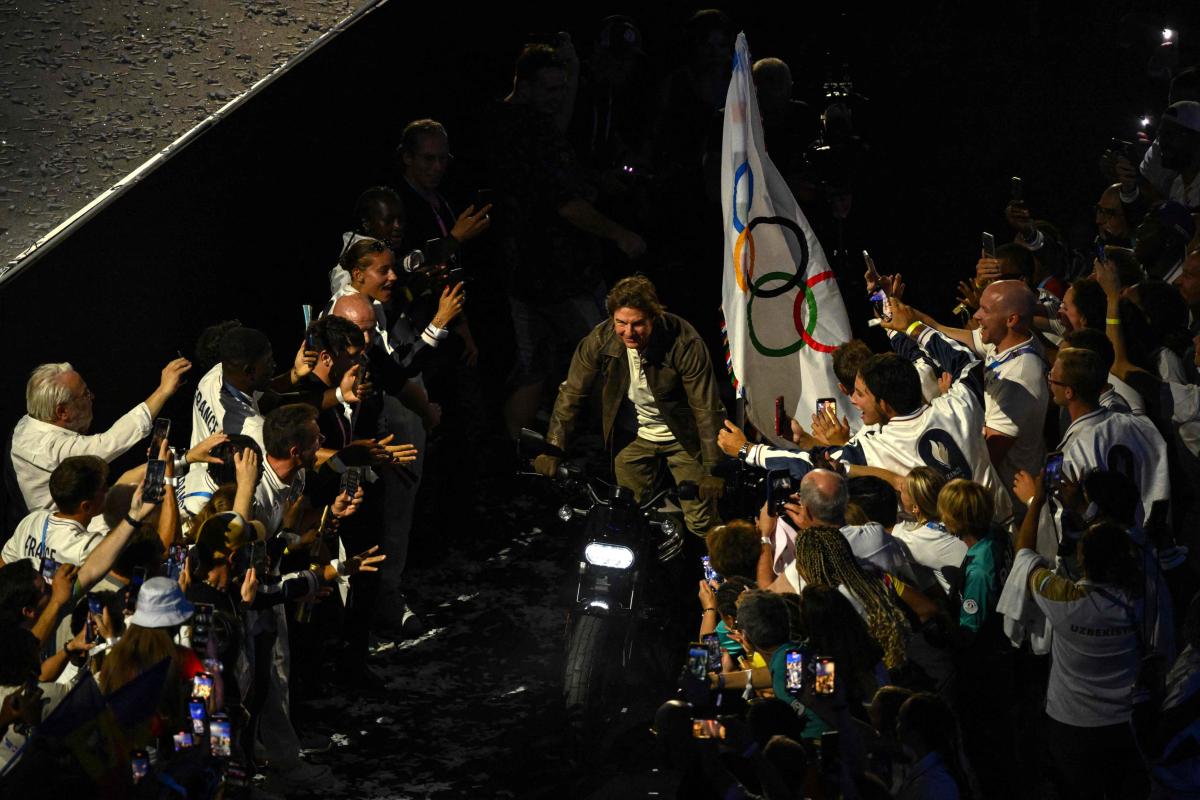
[1106,318,1121,326]
[760,536,772,547]
[906,320,923,336]
[702,608,718,616]
[123,513,140,528]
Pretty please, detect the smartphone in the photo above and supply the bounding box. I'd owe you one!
[341,466,362,498]
[189,697,207,735]
[165,542,186,581]
[702,632,722,673]
[784,648,805,692]
[148,418,171,459]
[816,397,837,422]
[869,288,893,322]
[130,749,150,783]
[39,555,58,584]
[774,395,785,436]
[815,656,836,695]
[172,731,194,752]
[981,231,997,259]
[87,593,104,643]
[1109,138,1136,161]
[701,555,722,590]
[765,471,794,516]
[143,458,167,504]
[687,644,709,681]
[424,237,454,266]
[191,602,213,651]
[691,719,726,739]
[1043,450,1065,492]
[474,188,493,210]
[126,566,147,613]
[210,716,232,758]
[191,672,214,700]
[862,249,879,283]
[1010,176,1024,205]
[302,304,315,349]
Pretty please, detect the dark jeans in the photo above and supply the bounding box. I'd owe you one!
[1045,715,1149,799]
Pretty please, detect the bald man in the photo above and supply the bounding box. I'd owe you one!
[900,281,1049,516]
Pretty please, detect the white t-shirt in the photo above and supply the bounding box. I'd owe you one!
[891,520,967,594]
[254,461,306,537]
[10,404,151,513]
[624,347,673,442]
[1154,347,1189,385]
[1,510,102,568]
[1029,566,1141,727]
[970,330,1050,501]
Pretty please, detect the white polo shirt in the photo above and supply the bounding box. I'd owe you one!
[1,510,102,568]
[891,520,968,594]
[10,403,151,513]
[1059,407,1170,526]
[970,330,1050,504]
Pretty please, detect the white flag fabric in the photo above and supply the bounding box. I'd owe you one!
[720,33,851,446]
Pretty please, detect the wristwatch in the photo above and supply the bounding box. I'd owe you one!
[737,442,753,462]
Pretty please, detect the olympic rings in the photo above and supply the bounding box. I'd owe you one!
[731,162,753,234]
[743,216,808,299]
[746,270,840,356]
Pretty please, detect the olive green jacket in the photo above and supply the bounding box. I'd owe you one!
[546,313,725,469]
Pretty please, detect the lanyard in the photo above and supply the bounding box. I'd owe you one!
[39,515,51,558]
[986,340,1043,373]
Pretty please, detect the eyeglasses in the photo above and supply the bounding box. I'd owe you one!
[1047,377,1070,387]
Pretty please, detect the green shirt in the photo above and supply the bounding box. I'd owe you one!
[957,531,1009,633]
[716,619,743,660]
[769,643,829,740]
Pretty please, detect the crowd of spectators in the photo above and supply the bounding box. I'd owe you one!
[4,7,1200,800]
[654,60,1200,800]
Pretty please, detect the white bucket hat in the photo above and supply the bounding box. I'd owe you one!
[129,576,194,628]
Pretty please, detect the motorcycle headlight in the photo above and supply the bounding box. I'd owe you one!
[583,541,635,570]
[557,504,574,522]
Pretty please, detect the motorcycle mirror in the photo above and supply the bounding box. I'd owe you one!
[676,481,700,501]
[517,427,565,459]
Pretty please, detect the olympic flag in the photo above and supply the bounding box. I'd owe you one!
[720,33,851,446]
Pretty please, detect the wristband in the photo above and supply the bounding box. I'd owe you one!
[123,513,140,528]
[702,608,718,616]
[164,476,178,488]
[330,558,349,577]
[717,672,726,691]
[906,320,923,336]
[1106,318,1121,326]
[335,386,347,404]
[761,536,772,547]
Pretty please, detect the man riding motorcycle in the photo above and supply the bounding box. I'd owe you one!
[534,275,726,535]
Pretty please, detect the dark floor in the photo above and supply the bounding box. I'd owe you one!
[289,472,676,799]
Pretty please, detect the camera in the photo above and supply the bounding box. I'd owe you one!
[765,471,795,516]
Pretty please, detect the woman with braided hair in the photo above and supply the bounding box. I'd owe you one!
[793,526,911,670]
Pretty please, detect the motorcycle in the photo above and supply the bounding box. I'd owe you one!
[518,429,697,730]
